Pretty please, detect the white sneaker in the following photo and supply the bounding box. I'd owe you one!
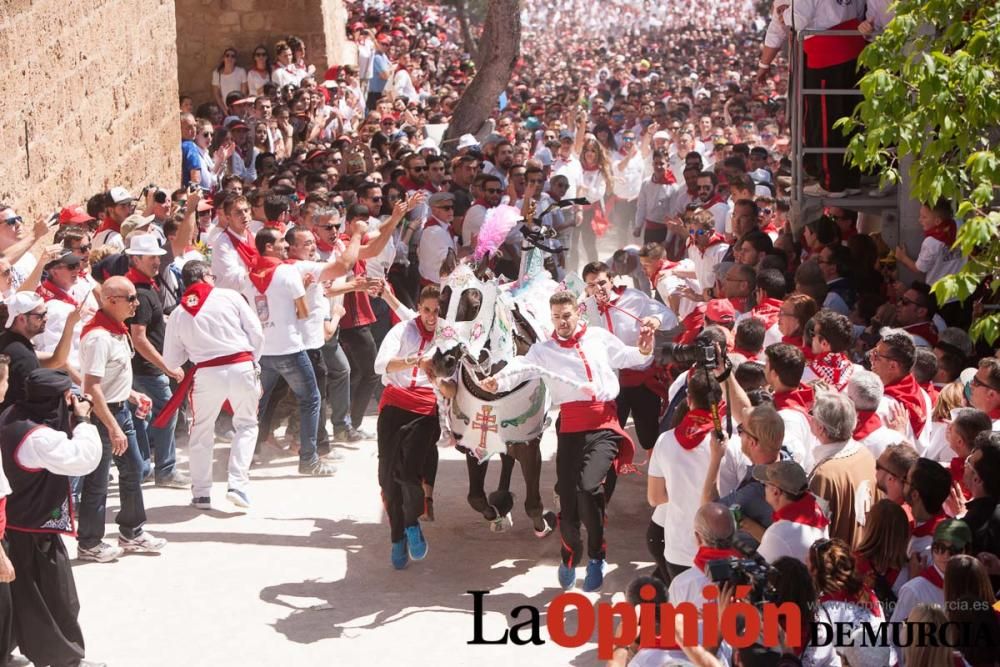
[77,541,124,563]
[119,531,167,553]
[803,183,846,198]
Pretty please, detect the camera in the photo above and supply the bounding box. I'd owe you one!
[658,333,718,369]
[706,556,777,606]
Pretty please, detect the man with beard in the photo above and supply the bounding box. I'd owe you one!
[693,171,728,234]
[461,174,504,250]
[483,140,514,190]
[869,330,933,453]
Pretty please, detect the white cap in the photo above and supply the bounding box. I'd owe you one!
[456,134,479,150]
[418,137,439,154]
[5,292,44,328]
[108,186,134,204]
[652,130,671,141]
[125,234,167,256]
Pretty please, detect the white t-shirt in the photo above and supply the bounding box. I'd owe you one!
[212,67,247,100]
[10,252,37,291]
[757,517,830,564]
[651,427,712,566]
[247,68,270,96]
[242,263,307,357]
[916,235,965,287]
[293,261,328,351]
[80,327,134,403]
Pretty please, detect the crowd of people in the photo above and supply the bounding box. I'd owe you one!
[0,0,997,666]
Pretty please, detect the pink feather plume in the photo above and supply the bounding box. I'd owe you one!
[474,205,523,261]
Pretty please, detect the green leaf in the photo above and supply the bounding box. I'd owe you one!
[970,313,1000,346]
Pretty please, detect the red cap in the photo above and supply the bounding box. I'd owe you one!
[376,33,392,45]
[228,120,249,131]
[705,298,737,325]
[390,29,404,38]
[305,148,332,162]
[58,205,95,225]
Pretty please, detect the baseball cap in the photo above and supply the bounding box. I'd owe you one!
[4,292,44,328]
[934,519,972,550]
[58,205,95,225]
[652,130,671,141]
[120,213,155,240]
[305,148,332,163]
[108,187,134,204]
[706,298,737,325]
[44,250,82,272]
[558,129,574,141]
[376,33,392,44]
[752,461,808,496]
[124,233,167,257]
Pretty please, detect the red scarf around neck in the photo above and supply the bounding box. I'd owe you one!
[264,220,287,234]
[596,285,626,315]
[125,267,158,292]
[925,219,957,247]
[808,352,854,391]
[82,309,129,339]
[313,230,336,253]
[773,385,814,415]
[414,316,435,343]
[224,228,259,271]
[920,381,940,406]
[179,282,213,316]
[699,193,725,210]
[650,259,679,288]
[95,215,120,236]
[675,407,722,450]
[693,546,741,573]
[37,280,77,306]
[751,297,782,329]
[919,565,944,589]
[853,410,883,441]
[903,322,939,347]
[773,493,830,529]
[692,232,727,257]
[884,373,928,436]
[652,170,676,185]
[555,323,587,349]
[760,221,779,236]
[911,512,946,538]
[948,456,972,500]
[248,256,290,294]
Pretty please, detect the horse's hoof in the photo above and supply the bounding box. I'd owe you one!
[489,511,513,533]
[534,511,557,538]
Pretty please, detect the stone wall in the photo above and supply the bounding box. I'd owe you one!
[0,0,181,219]
[175,0,351,108]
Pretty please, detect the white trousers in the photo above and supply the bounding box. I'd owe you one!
[188,361,261,498]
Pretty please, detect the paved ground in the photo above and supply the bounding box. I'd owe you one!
[58,416,654,667]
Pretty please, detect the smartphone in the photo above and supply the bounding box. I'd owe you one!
[46,211,60,227]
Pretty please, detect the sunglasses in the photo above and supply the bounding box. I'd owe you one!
[484,188,503,194]
[898,296,920,307]
[2,216,23,226]
[971,376,1000,392]
[435,205,454,211]
[875,462,902,479]
[689,228,710,236]
[931,542,962,556]
[73,244,92,253]
[254,52,267,57]
[736,423,757,441]
[412,166,428,172]
[367,195,383,201]
[111,294,140,303]
[331,202,346,209]
[201,132,214,138]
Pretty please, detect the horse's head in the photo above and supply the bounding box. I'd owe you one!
[430,344,463,380]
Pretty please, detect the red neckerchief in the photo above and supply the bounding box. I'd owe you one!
[773,385,814,415]
[675,407,720,450]
[925,219,957,247]
[650,259,679,287]
[808,352,854,391]
[95,215,120,236]
[760,221,779,236]
[903,321,939,346]
[414,316,435,343]
[919,565,944,589]
[265,220,287,234]
[180,282,213,316]
[596,285,626,316]
[912,512,946,538]
[37,280,78,306]
[773,493,830,529]
[728,296,748,313]
[853,410,883,440]
[751,297,783,329]
[732,347,761,361]
[948,456,972,500]
[884,373,928,435]
[920,381,940,406]
[313,230,335,253]
[819,587,882,618]
[693,546,741,573]
[224,228,259,271]
[652,170,676,185]
[676,306,706,345]
[691,232,726,257]
[424,216,448,230]
[555,323,587,348]
[248,256,290,294]
[698,193,725,210]
[125,267,158,292]
[82,309,129,339]
[991,408,1000,422]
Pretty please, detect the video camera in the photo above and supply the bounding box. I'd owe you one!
[657,332,718,370]
[706,534,777,606]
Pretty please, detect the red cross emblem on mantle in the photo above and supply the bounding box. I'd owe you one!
[472,405,499,448]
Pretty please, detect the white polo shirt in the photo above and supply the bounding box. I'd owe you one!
[80,327,134,403]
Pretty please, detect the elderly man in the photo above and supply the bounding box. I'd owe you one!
[668,503,741,607]
[754,460,830,564]
[77,276,164,562]
[847,370,899,458]
[807,391,879,550]
[416,192,457,286]
[870,329,933,453]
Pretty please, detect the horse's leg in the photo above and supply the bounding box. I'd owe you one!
[484,451,515,532]
[464,452,496,520]
[510,438,554,535]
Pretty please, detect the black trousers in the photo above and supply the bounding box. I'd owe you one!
[7,531,85,667]
[464,441,544,525]
[616,384,663,451]
[645,519,669,583]
[340,325,379,429]
[803,57,862,192]
[555,427,620,567]
[643,225,668,245]
[664,560,691,585]
[377,405,441,543]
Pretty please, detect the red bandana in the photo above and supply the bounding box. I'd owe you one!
[398,175,428,193]
[911,512,946,538]
[125,267,158,292]
[652,170,676,185]
[884,373,928,436]
[925,219,957,247]
[37,280,77,306]
[751,297,783,330]
[728,297,748,313]
[693,546,742,573]
[248,256,290,294]
[760,221,779,236]
[808,352,854,391]
[313,230,335,254]
[699,193,725,210]
[853,410,883,441]
[691,232,727,257]
[675,407,720,450]
[264,220,287,234]
[948,457,972,500]
[225,228,259,271]
[919,381,940,406]
[555,323,587,349]
[81,309,129,339]
[650,259,679,288]
[179,282,213,316]
[919,565,944,589]
[95,215,120,236]
[414,316,435,343]
[773,385,814,415]
[773,493,830,529]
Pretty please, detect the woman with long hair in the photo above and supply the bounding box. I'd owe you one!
[211,47,248,115]
[247,45,271,96]
[770,557,841,666]
[571,137,612,270]
[854,499,912,607]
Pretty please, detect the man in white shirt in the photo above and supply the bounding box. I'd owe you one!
[667,502,740,607]
[211,195,258,291]
[77,276,165,563]
[461,174,503,249]
[870,330,933,454]
[34,250,99,381]
[754,460,830,564]
[969,357,1000,430]
[0,204,43,291]
[763,343,817,469]
[93,186,135,250]
[161,260,264,510]
[244,225,363,476]
[693,172,729,235]
[632,149,681,244]
[610,130,644,247]
[482,291,654,593]
[416,192,457,286]
[847,370,900,458]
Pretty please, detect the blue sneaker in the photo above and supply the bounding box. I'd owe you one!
[391,539,409,570]
[557,563,576,590]
[583,558,606,592]
[405,525,428,561]
[226,488,250,509]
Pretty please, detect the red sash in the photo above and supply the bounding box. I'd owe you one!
[81,310,128,339]
[884,373,928,436]
[925,219,957,247]
[803,19,866,69]
[248,256,290,294]
[773,385,814,415]
[853,410,883,441]
[559,400,635,474]
[675,408,719,450]
[379,385,437,416]
[751,297,783,330]
[693,546,741,573]
[619,365,668,399]
[37,280,78,306]
[224,228,259,271]
[179,283,213,316]
[125,267,158,292]
[773,493,830,529]
[912,512,946,539]
[152,351,256,428]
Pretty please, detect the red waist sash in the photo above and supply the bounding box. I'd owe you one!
[559,400,635,474]
[379,384,438,416]
[152,351,255,428]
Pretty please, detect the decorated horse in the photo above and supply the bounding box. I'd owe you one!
[430,203,581,535]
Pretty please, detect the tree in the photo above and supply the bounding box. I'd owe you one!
[448,0,479,63]
[442,0,521,147]
[838,0,1000,344]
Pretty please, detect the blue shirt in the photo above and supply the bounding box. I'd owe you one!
[370,53,390,94]
[181,140,202,186]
